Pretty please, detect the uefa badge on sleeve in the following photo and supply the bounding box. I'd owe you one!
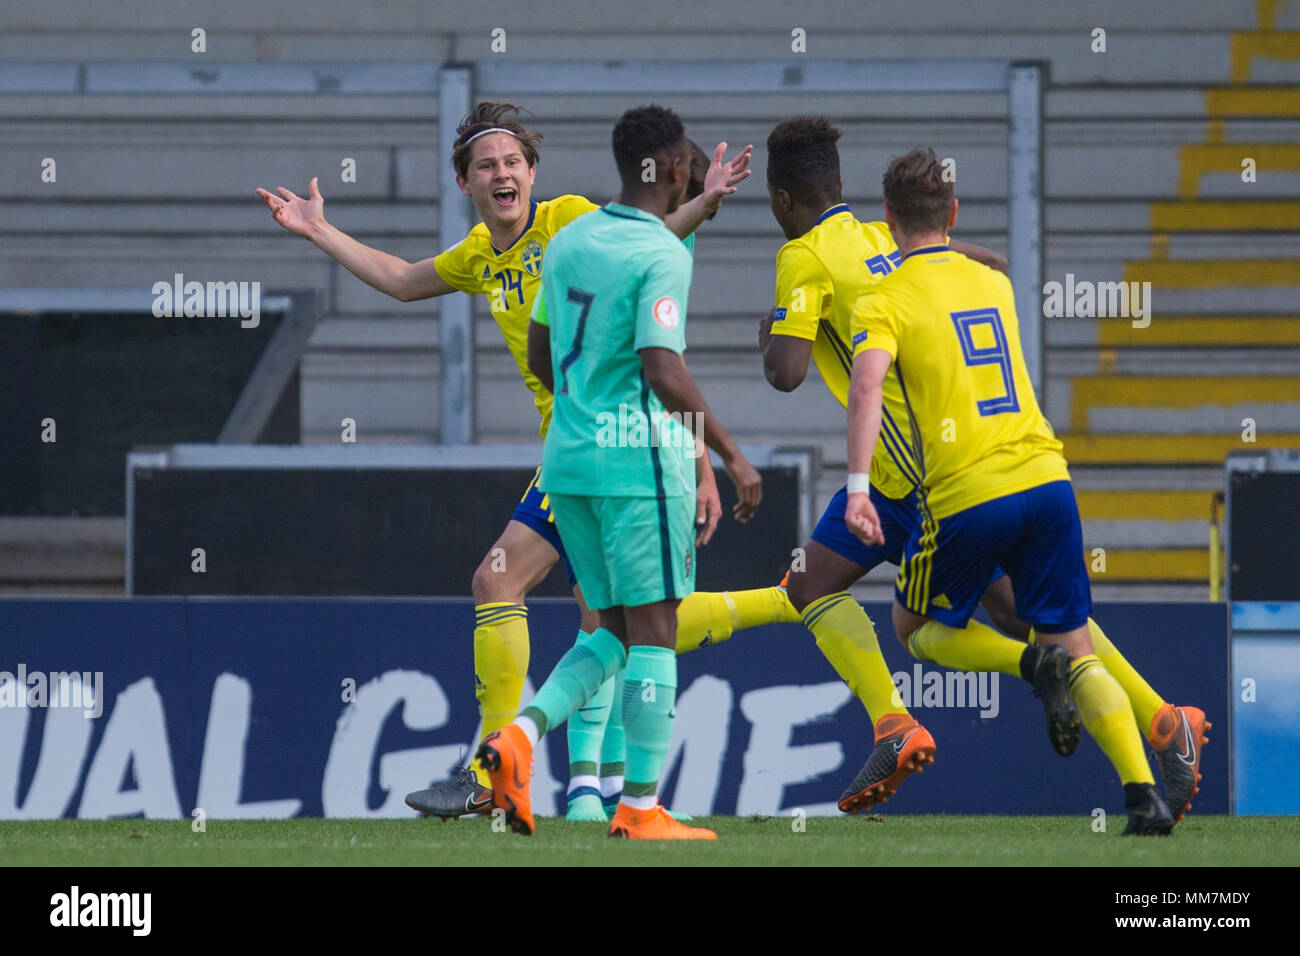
[653,296,680,329]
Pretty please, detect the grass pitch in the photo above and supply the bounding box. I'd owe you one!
[1,815,1294,866]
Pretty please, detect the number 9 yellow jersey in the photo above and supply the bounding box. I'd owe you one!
[851,244,1069,520]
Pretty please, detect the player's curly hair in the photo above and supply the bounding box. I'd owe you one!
[882,148,953,236]
[612,104,686,183]
[451,102,543,179]
[766,115,841,207]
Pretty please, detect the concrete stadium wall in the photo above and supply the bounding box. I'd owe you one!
[4,0,1294,598]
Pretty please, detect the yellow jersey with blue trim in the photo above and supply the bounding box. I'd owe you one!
[851,244,1070,520]
[433,194,599,437]
[770,204,921,499]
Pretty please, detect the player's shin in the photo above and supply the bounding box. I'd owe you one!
[618,646,677,810]
[907,618,1025,676]
[1068,655,1155,785]
[469,603,530,779]
[517,627,626,741]
[565,631,612,818]
[675,587,799,653]
[1084,619,1166,737]
[599,668,627,812]
[802,592,908,722]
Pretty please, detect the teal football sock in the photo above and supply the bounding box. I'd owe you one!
[566,630,612,795]
[599,667,627,806]
[620,646,677,810]
[520,627,625,738]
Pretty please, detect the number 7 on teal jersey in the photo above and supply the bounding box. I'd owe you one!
[950,307,1020,415]
[557,287,595,395]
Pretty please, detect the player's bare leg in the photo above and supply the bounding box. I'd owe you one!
[784,540,866,614]
[978,574,1029,639]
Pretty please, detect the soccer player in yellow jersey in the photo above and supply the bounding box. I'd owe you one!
[845,148,1207,833]
[258,102,796,820]
[759,116,1018,812]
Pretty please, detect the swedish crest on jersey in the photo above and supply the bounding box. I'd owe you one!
[521,239,544,276]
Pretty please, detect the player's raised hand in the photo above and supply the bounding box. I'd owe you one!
[695,465,722,546]
[256,176,325,240]
[845,491,884,547]
[722,449,762,523]
[701,141,754,214]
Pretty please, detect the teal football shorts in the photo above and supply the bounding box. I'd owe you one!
[547,492,696,610]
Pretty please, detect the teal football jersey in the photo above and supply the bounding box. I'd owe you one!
[534,202,694,498]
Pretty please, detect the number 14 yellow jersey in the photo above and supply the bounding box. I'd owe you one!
[434,194,599,437]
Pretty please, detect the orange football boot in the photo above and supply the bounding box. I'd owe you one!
[837,713,936,813]
[608,804,717,840]
[1148,703,1210,822]
[474,725,535,835]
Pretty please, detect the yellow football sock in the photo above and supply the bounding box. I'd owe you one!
[675,586,799,654]
[1069,655,1154,785]
[801,592,907,722]
[1031,620,1168,743]
[1085,618,1166,738]
[467,602,530,780]
[907,618,1025,676]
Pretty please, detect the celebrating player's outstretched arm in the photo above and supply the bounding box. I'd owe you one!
[256,176,454,302]
[263,102,796,831]
[662,140,752,237]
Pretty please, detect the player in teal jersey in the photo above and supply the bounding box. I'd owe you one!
[476,105,761,840]
[562,138,770,823]
[259,104,793,821]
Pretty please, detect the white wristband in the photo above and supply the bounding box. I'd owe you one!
[847,473,871,496]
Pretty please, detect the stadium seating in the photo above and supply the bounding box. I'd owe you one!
[3,0,1297,598]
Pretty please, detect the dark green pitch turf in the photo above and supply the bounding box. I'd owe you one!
[1,815,1295,866]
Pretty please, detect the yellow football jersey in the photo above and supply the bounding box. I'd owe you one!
[851,244,1069,519]
[434,194,599,436]
[770,204,921,499]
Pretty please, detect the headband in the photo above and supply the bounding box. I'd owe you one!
[462,126,522,146]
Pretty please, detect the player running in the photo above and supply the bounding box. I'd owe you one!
[256,102,792,821]
[844,148,1197,834]
[761,120,1208,823]
[759,116,1022,811]
[478,104,758,839]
